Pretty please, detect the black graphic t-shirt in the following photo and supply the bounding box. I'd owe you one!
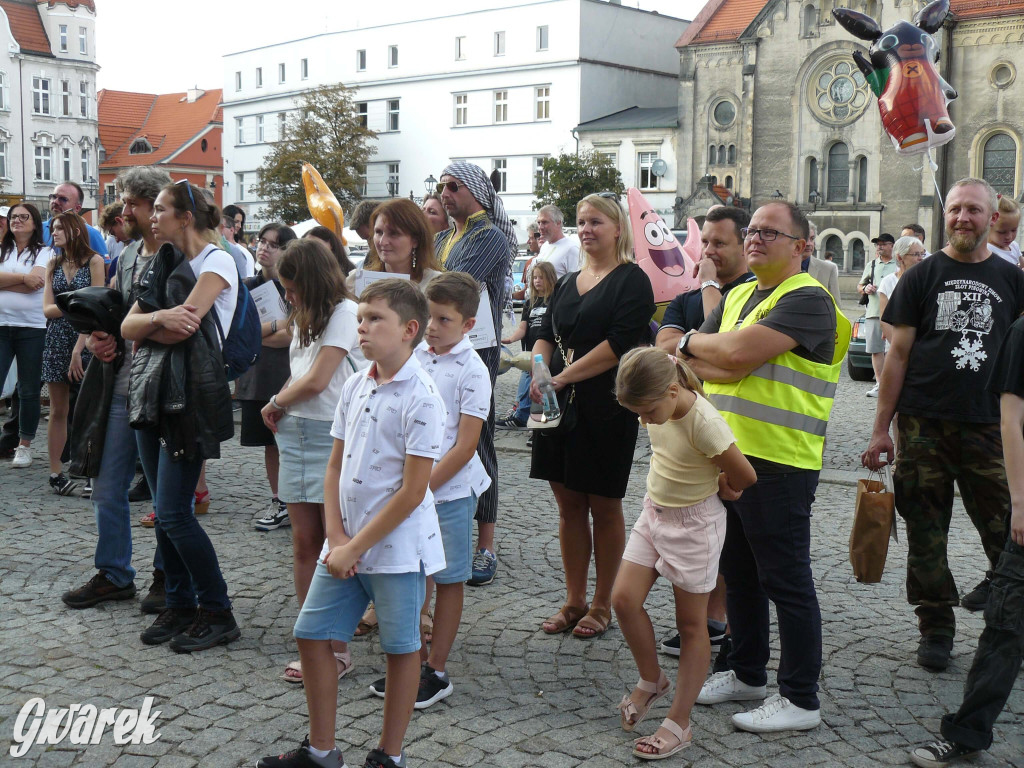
[883,251,1024,423]
[520,296,548,352]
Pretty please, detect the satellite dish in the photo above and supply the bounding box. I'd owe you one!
[651,159,668,177]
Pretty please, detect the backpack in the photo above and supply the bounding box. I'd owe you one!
[211,273,262,381]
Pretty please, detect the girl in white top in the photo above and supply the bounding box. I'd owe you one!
[878,236,927,347]
[261,238,359,684]
[987,194,1022,268]
[610,347,756,761]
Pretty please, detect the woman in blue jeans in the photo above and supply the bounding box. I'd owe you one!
[122,181,239,653]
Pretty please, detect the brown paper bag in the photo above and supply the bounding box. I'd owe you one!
[850,469,895,583]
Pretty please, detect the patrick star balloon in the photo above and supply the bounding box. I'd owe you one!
[627,188,701,324]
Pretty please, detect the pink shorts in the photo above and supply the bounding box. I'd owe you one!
[622,494,726,594]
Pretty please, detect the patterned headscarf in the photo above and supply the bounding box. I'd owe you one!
[441,162,518,263]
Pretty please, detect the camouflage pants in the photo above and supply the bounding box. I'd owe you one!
[893,416,1009,638]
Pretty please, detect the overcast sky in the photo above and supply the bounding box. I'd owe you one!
[95,0,707,93]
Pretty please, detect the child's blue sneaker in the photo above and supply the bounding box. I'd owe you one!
[467,548,497,586]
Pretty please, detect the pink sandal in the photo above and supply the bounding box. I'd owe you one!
[632,718,691,760]
[618,672,671,732]
[282,650,353,685]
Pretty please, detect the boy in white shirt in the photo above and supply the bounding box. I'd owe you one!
[257,279,446,768]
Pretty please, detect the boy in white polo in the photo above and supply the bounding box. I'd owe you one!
[257,279,445,768]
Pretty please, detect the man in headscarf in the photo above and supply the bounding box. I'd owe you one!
[435,161,517,587]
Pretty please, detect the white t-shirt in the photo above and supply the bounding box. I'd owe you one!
[0,246,53,328]
[537,236,580,278]
[227,241,255,278]
[414,337,493,503]
[287,299,359,421]
[988,241,1022,267]
[327,353,447,575]
[188,245,238,340]
[877,271,900,300]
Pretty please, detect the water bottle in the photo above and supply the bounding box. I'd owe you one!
[532,354,561,424]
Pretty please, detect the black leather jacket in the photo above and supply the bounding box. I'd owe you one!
[128,243,233,462]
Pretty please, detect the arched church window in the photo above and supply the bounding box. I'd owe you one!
[824,235,843,269]
[725,175,733,189]
[856,156,867,203]
[727,144,736,164]
[851,238,866,272]
[709,145,716,165]
[718,145,726,164]
[982,133,1016,196]
[808,157,819,202]
[802,4,818,37]
[826,142,849,202]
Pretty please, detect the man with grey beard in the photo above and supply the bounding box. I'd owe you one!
[862,178,1024,672]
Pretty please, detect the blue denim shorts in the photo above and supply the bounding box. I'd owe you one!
[433,493,477,585]
[275,415,333,504]
[294,563,425,654]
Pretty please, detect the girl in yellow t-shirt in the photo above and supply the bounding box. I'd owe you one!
[611,347,756,760]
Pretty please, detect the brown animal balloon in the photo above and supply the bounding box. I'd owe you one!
[301,163,346,245]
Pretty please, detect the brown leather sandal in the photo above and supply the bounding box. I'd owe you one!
[572,606,612,639]
[541,603,589,634]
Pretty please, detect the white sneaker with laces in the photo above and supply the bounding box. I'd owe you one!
[866,383,880,397]
[12,445,31,467]
[696,670,767,705]
[731,693,821,732]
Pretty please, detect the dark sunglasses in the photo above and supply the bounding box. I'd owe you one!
[436,181,465,195]
[596,192,619,201]
[176,178,196,212]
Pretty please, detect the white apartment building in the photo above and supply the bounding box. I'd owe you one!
[221,0,688,236]
[0,0,100,215]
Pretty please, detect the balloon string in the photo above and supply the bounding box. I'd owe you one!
[927,147,945,213]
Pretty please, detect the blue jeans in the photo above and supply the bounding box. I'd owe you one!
[514,371,532,423]
[721,470,822,711]
[0,326,45,441]
[136,428,231,611]
[92,396,138,587]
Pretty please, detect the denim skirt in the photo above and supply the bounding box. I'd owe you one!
[275,414,334,504]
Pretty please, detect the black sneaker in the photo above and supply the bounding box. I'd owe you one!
[255,500,290,531]
[496,415,528,430]
[713,635,732,673]
[661,622,727,657]
[169,607,240,653]
[960,576,991,612]
[414,664,453,709]
[49,472,78,496]
[368,676,386,698]
[363,749,404,768]
[140,570,166,615]
[707,622,727,646]
[910,739,980,767]
[141,606,197,645]
[257,736,347,768]
[660,634,681,657]
[128,475,151,503]
[917,635,954,671]
[61,572,136,609]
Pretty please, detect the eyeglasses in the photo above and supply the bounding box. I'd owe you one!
[9,213,31,222]
[436,181,465,195]
[256,237,280,250]
[48,194,71,204]
[175,178,196,212]
[529,233,541,240]
[741,227,802,242]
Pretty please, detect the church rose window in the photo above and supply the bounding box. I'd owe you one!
[808,58,870,126]
[712,100,735,128]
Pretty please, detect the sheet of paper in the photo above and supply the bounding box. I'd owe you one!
[249,280,288,323]
[354,269,410,297]
[469,286,497,350]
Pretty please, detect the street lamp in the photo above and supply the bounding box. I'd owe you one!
[809,190,820,210]
[424,175,437,195]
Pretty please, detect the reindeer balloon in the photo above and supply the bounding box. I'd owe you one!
[833,0,956,155]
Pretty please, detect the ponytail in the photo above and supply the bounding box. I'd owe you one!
[615,346,704,408]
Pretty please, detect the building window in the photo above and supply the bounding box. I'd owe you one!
[387,100,399,131]
[359,170,368,197]
[62,147,71,181]
[59,25,68,52]
[493,90,508,123]
[808,157,819,202]
[0,141,7,178]
[638,152,659,190]
[535,86,550,120]
[856,156,868,202]
[236,117,245,144]
[79,82,88,117]
[801,4,818,37]
[278,112,287,139]
[717,145,726,164]
[236,173,244,201]
[982,132,1016,196]
[355,102,367,128]
[455,36,466,60]
[388,45,398,68]
[61,80,71,116]
[129,138,152,154]
[534,156,547,191]
[727,144,736,164]
[235,71,242,91]
[0,72,8,110]
[454,94,467,126]
[601,151,617,167]
[278,63,285,83]
[492,158,507,192]
[357,50,366,71]
[257,115,265,142]
[34,146,52,181]
[387,162,400,197]
[301,58,308,79]
[537,25,549,51]
[79,27,87,54]
[823,234,843,268]
[826,142,849,202]
[81,148,89,182]
[852,238,866,272]
[32,77,50,115]
[712,100,736,128]
[725,175,733,189]
[708,145,716,166]
[255,67,263,87]
[494,31,505,56]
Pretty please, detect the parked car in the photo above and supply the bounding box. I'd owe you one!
[847,314,875,381]
[511,255,530,307]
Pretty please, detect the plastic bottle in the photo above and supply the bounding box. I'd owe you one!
[532,353,561,423]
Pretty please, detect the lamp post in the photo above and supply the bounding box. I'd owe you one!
[809,190,820,211]
[424,175,437,196]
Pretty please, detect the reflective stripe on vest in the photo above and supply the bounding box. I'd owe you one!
[704,272,851,470]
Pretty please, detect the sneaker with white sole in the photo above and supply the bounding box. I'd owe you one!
[731,693,820,732]
[910,740,979,768]
[12,445,32,467]
[866,383,880,397]
[696,670,766,705]
[49,472,79,496]
[255,500,290,531]
[414,664,453,709]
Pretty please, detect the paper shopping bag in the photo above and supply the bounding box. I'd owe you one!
[850,469,895,583]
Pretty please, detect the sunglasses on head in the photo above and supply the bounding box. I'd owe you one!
[596,192,619,201]
[175,178,196,212]
[436,181,465,195]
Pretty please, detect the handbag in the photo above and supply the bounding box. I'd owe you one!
[858,261,875,306]
[849,466,896,583]
[528,332,577,435]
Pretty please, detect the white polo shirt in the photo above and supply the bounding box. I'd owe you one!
[537,235,580,278]
[415,337,493,504]
[327,353,447,575]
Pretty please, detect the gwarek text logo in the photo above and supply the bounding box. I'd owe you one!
[10,697,161,757]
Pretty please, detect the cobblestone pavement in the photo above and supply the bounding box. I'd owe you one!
[2,360,1022,767]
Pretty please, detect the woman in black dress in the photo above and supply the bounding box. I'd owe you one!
[531,193,655,638]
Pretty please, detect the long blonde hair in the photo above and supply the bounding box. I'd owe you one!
[576,194,634,270]
[615,346,704,406]
[529,260,557,305]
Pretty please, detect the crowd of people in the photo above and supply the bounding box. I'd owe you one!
[2,166,1023,768]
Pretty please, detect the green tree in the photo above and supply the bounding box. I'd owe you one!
[532,150,625,225]
[253,83,377,223]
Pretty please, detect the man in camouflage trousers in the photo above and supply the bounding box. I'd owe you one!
[863,178,1024,671]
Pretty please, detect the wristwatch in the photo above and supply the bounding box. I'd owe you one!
[700,280,722,292]
[678,330,696,357]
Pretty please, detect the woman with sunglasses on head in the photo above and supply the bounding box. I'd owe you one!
[0,204,53,468]
[121,180,240,653]
[421,193,449,236]
[41,212,105,494]
[531,193,655,640]
[235,222,298,532]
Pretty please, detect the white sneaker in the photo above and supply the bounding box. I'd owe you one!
[732,693,821,732]
[696,670,767,705]
[11,445,31,467]
[866,384,880,397]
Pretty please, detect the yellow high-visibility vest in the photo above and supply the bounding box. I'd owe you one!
[704,272,851,470]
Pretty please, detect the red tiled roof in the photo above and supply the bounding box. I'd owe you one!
[950,0,1024,19]
[36,0,95,10]
[677,0,769,46]
[1,0,52,56]
[99,88,224,169]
